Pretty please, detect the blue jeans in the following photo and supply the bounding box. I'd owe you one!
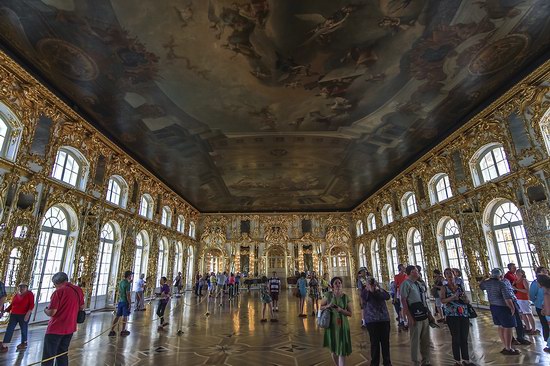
[3,314,28,343]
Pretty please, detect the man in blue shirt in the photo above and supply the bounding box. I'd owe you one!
[529,267,549,340]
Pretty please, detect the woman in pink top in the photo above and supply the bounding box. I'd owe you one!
[228,273,236,298]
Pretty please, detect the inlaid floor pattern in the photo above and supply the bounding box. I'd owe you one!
[1,290,549,365]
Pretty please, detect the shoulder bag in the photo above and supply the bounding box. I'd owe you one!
[408,282,429,321]
[69,285,86,323]
[317,292,332,328]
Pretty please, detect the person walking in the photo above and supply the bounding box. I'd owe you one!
[480,268,519,355]
[268,271,281,312]
[109,270,133,337]
[297,272,308,317]
[135,273,146,311]
[502,272,531,345]
[157,277,171,331]
[309,272,320,316]
[174,272,182,295]
[536,274,550,352]
[361,278,391,366]
[0,283,34,352]
[401,265,431,366]
[440,268,474,366]
[41,272,84,366]
[320,277,352,366]
[260,276,277,323]
[530,266,549,340]
[394,264,408,331]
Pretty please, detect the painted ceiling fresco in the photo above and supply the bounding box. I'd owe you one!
[0,0,549,212]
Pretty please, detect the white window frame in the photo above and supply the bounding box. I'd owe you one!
[139,194,154,219]
[439,218,470,291]
[386,235,398,277]
[177,215,185,233]
[356,220,364,236]
[0,102,23,161]
[381,204,393,226]
[540,110,550,156]
[106,175,128,208]
[133,231,149,289]
[367,213,376,232]
[51,147,89,190]
[189,221,196,239]
[470,143,511,186]
[401,192,418,217]
[358,243,367,269]
[157,237,169,284]
[371,239,382,284]
[407,228,426,273]
[429,173,453,204]
[161,206,172,227]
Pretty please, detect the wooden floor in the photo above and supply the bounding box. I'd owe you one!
[1,289,549,365]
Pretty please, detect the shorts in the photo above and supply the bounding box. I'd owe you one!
[517,300,532,314]
[116,301,131,317]
[490,304,516,328]
[270,292,279,301]
[435,298,442,307]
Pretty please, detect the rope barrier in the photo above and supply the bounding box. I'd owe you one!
[24,291,216,365]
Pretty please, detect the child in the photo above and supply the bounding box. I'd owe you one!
[260,276,277,323]
[157,277,171,331]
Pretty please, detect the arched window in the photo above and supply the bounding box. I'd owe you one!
[157,237,169,283]
[51,147,89,190]
[106,176,128,207]
[367,213,376,232]
[5,247,21,287]
[95,223,115,297]
[429,173,452,204]
[402,192,418,217]
[356,220,364,236]
[490,201,538,281]
[358,243,367,268]
[381,204,393,225]
[174,241,183,276]
[132,231,149,289]
[186,246,194,289]
[439,218,469,290]
[0,102,22,161]
[386,235,399,277]
[470,143,510,186]
[189,221,196,238]
[177,215,185,233]
[408,228,426,272]
[371,240,382,284]
[540,111,550,155]
[14,225,28,239]
[161,206,172,227]
[139,194,153,219]
[31,206,73,303]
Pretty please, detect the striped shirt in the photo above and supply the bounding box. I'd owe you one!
[480,278,512,307]
[268,277,281,293]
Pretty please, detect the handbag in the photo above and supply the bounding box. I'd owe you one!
[317,292,333,329]
[69,285,86,323]
[467,304,477,319]
[408,282,429,321]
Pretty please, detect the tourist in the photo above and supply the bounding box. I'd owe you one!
[297,272,308,317]
[174,272,182,295]
[514,269,537,334]
[394,264,408,331]
[309,271,320,316]
[321,272,330,293]
[0,283,34,352]
[401,265,431,366]
[157,276,171,331]
[357,268,367,327]
[268,271,281,311]
[529,266,549,340]
[260,275,277,322]
[194,271,201,296]
[361,277,391,366]
[431,269,445,323]
[502,271,531,345]
[209,272,217,297]
[452,268,464,288]
[42,272,84,366]
[0,279,6,316]
[440,268,474,366]
[235,272,241,295]
[135,273,146,311]
[504,263,518,286]
[228,272,236,299]
[479,268,518,355]
[320,276,352,366]
[109,270,133,337]
[535,274,550,352]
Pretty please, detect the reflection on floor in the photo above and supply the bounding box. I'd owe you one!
[1,289,549,365]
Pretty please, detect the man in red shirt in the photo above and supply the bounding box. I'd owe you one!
[504,263,518,286]
[42,272,84,366]
[0,283,34,352]
[394,264,408,330]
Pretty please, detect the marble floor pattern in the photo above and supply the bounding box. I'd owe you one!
[0,290,549,366]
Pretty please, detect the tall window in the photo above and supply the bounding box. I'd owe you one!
[471,144,510,186]
[139,194,153,219]
[0,104,22,161]
[440,218,469,290]
[189,221,196,238]
[402,192,418,217]
[174,241,183,276]
[161,206,172,227]
[186,246,194,288]
[356,220,364,236]
[408,228,426,273]
[133,231,149,289]
[386,235,398,276]
[367,213,377,231]
[0,116,9,156]
[177,215,185,233]
[430,173,453,204]
[106,176,128,207]
[382,204,393,225]
[5,247,21,287]
[31,206,71,303]
[491,201,538,281]
[371,240,382,284]
[95,223,116,297]
[51,147,88,189]
[157,238,168,284]
[358,243,367,268]
[541,112,550,155]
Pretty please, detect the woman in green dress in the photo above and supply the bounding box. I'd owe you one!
[320,276,352,366]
